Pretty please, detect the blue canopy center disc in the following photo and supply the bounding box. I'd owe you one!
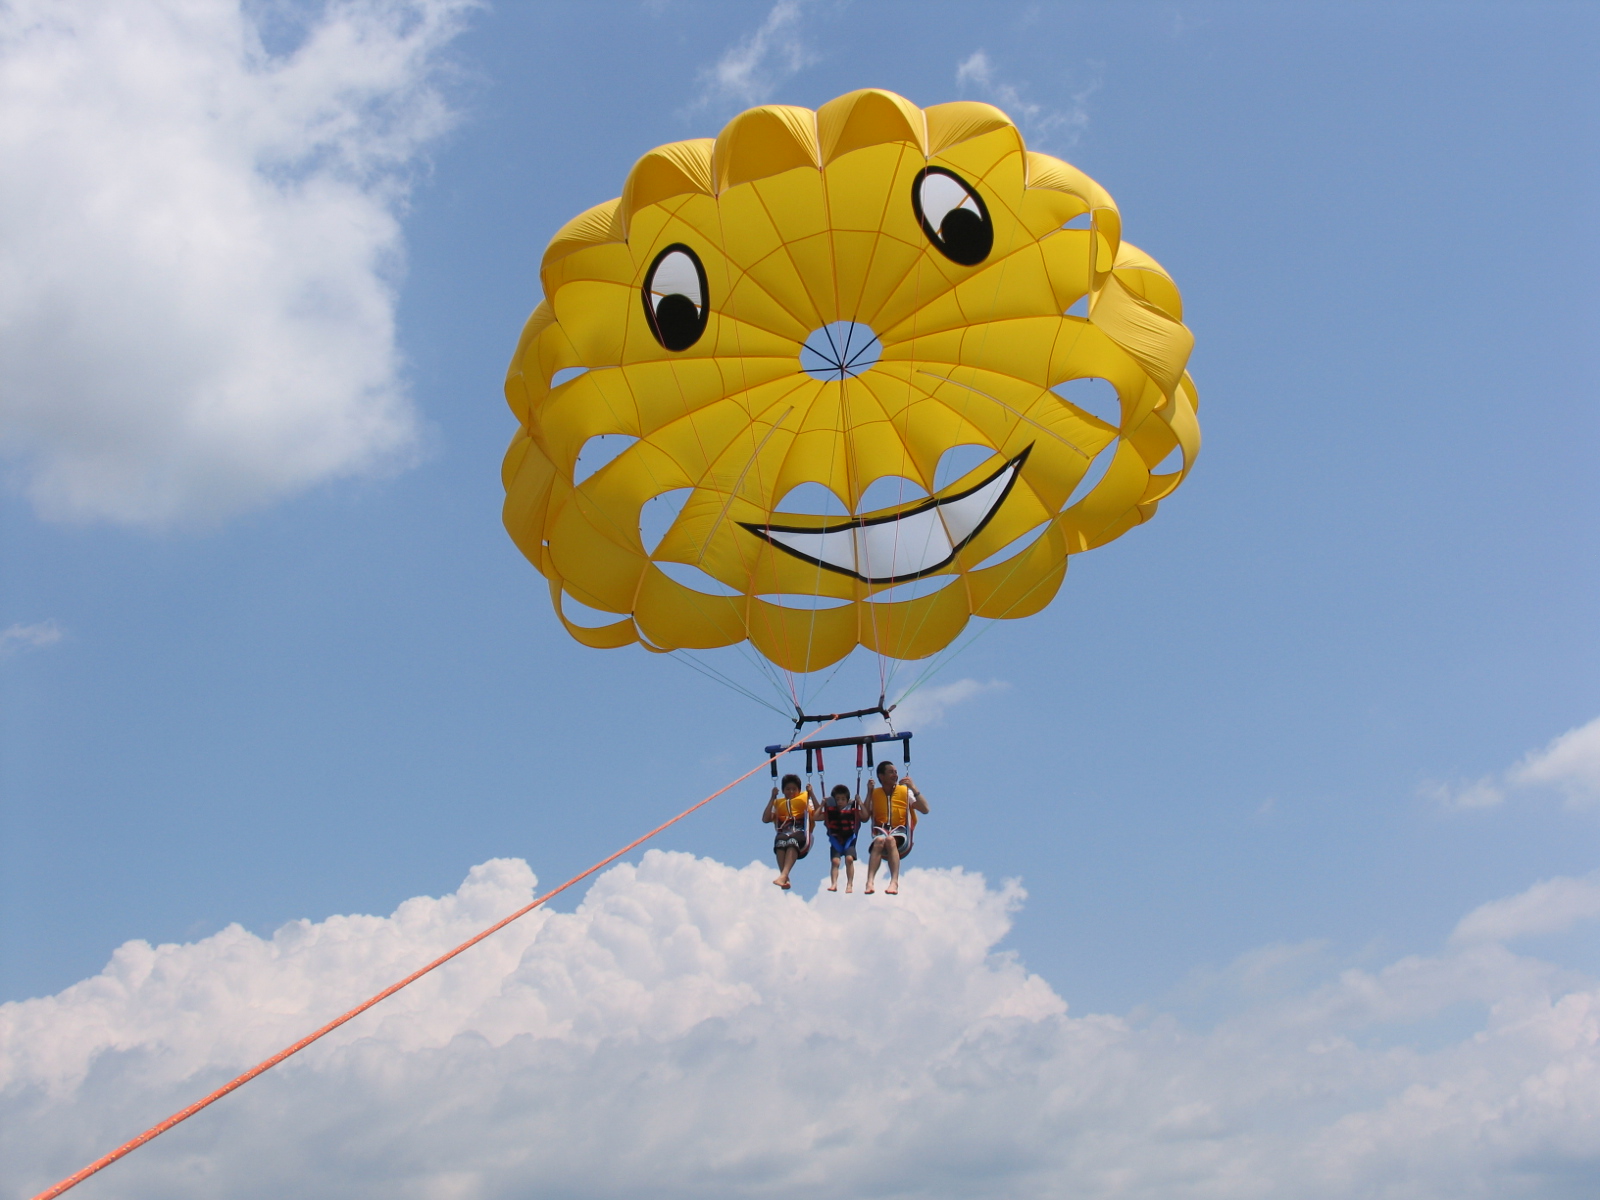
[799,321,882,382]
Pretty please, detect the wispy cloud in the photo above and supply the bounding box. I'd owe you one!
[1424,714,1600,811]
[1452,870,1600,944]
[955,50,1097,151]
[876,677,1008,730]
[1421,774,1505,811]
[0,620,63,658]
[687,0,813,115]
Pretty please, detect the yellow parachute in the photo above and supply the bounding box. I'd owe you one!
[503,88,1198,675]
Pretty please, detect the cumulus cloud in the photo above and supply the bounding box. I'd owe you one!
[0,618,62,657]
[1425,715,1600,811]
[1509,716,1600,807]
[0,0,473,527]
[955,50,1097,151]
[6,852,1600,1199]
[688,0,812,114]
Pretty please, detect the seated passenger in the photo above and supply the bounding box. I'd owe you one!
[818,780,863,893]
[762,773,814,890]
[865,760,928,896]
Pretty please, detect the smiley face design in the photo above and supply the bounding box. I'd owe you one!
[503,89,1199,672]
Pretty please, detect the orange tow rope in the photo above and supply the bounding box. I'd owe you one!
[32,730,833,1200]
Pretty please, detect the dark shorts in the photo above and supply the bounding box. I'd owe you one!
[826,830,858,860]
[774,820,811,859]
[872,824,911,857]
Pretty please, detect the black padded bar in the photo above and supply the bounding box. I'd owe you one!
[792,703,894,727]
[764,731,912,757]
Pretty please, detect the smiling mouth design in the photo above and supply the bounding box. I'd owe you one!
[740,445,1032,585]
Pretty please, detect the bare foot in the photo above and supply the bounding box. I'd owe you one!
[826,885,838,892]
[772,877,785,888]
[885,884,899,895]
[865,885,875,894]
[845,885,853,893]
[780,880,792,890]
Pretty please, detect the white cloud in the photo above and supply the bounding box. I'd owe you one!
[1424,715,1600,812]
[1509,716,1600,807]
[879,676,1008,730]
[7,852,1600,1199]
[0,0,473,528]
[0,618,62,656]
[1453,872,1600,945]
[1421,775,1505,811]
[688,1,812,114]
[955,50,1097,151]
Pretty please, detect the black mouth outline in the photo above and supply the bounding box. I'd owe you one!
[739,443,1033,585]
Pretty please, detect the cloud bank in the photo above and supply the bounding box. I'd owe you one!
[0,0,473,527]
[6,852,1600,1199]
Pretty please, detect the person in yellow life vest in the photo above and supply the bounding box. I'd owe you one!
[865,760,928,896]
[762,772,815,890]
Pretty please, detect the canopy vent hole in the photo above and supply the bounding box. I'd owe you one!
[856,474,929,514]
[800,321,882,381]
[1062,442,1118,510]
[1052,376,1120,427]
[653,561,743,596]
[574,434,638,486]
[774,482,850,517]
[640,488,691,554]
[933,444,1000,492]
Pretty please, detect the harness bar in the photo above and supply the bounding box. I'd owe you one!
[766,731,911,776]
[791,702,895,729]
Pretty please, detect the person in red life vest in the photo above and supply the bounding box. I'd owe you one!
[762,772,815,890]
[818,780,864,892]
[864,760,928,895]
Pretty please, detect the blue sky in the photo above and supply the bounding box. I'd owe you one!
[2,2,1598,1194]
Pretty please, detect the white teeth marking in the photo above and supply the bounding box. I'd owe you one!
[746,451,1027,585]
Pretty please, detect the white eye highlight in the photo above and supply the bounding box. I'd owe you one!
[918,172,978,228]
[649,250,702,309]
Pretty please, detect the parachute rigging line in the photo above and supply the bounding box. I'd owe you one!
[29,725,840,1200]
[669,648,793,717]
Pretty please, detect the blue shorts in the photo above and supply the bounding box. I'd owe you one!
[827,831,858,860]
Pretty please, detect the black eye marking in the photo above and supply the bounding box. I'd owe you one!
[641,243,709,351]
[911,167,993,266]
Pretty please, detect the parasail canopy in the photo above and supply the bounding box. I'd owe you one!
[503,88,1199,675]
